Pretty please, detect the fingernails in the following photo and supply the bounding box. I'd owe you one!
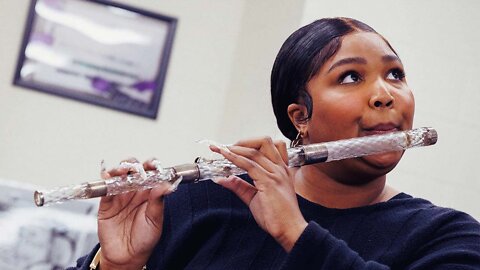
[119,161,148,180]
[163,175,183,193]
[215,145,232,156]
[221,145,232,154]
[198,139,232,154]
[151,160,164,172]
[212,176,227,184]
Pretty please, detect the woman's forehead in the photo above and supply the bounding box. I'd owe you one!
[328,32,397,64]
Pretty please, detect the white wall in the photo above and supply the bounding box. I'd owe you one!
[0,0,478,220]
[218,0,305,142]
[301,0,480,219]
[0,0,247,186]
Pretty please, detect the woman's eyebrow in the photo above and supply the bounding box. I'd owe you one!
[382,54,402,64]
[327,57,367,73]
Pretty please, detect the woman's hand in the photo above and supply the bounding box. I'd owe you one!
[97,158,173,270]
[210,138,308,252]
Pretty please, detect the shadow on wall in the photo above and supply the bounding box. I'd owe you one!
[0,179,98,269]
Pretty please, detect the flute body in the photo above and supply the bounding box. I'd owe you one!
[34,127,437,207]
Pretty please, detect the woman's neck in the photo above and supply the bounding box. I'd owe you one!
[293,166,398,209]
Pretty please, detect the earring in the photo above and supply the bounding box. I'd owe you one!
[290,131,303,148]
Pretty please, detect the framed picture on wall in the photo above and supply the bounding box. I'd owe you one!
[13,0,177,119]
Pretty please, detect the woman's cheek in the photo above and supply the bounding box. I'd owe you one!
[398,88,415,127]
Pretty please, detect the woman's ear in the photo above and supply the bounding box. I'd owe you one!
[287,103,309,136]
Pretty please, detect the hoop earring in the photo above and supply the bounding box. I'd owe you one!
[290,131,303,148]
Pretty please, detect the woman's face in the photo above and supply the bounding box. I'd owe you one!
[304,32,415,182]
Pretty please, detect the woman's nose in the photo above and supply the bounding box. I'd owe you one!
[368,82,395,109]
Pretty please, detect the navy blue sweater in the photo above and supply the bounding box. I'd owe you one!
[70,180,480,269]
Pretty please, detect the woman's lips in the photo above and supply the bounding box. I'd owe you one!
[363,124,400,136]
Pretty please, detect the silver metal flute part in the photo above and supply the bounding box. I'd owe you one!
[172,163,200,182]
[290,126,437,166]
[34,127,437,207]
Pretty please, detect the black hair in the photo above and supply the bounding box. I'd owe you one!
[271,17,383,140]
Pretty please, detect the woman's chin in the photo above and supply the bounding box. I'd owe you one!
[359,151,403,170]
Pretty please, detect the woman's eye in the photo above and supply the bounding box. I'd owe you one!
[339,71,361,84]
[386,68,406,81]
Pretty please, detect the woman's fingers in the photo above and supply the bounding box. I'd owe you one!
[274,140,288,165]
[226,145,280,174]
[145,183,172,229]
[210,145,271,180]
[143,158,160,171]
[100,157,161,209]
[214,175,257,206]
[103,157,141,177]
[210,138,288,178]
[234,137,288,165]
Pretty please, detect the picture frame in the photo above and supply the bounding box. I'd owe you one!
[13,0,177,119]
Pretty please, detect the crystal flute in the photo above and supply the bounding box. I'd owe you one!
[34,127,437,207]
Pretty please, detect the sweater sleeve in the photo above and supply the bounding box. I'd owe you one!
[281,211,480,270]
[405,209,480,269]
[65,243,100,270]
[281,222,390,270]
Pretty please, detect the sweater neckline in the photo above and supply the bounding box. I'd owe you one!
[297,192,411,216]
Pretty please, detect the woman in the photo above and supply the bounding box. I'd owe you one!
[70,18,480,269]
